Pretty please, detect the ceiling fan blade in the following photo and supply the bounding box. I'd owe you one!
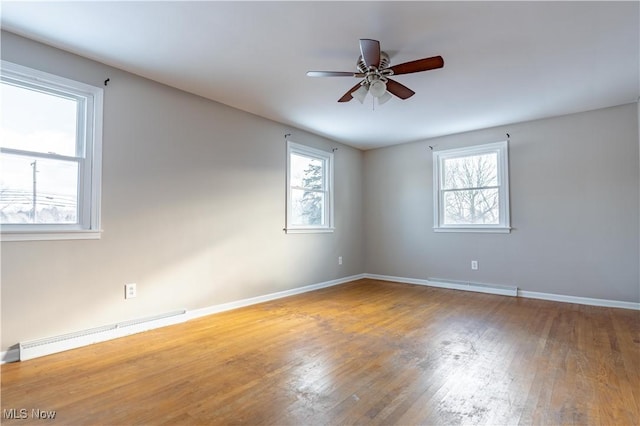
[307,71,357,77]
[388,56,444,75]
[360,39,381,69]
[386,78,415,100]
[338,83,364,103]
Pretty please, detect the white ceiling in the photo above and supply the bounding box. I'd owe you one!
[1,1,638,150]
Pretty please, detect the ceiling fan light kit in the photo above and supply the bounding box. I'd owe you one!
[377,91,392,105]
[351,85,368,104]
[368,75,387,96]
[307,39,444,105]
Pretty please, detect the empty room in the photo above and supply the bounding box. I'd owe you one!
[1,1,638,425]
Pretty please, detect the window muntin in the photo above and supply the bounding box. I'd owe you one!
[0,61,103,241]
[286,141,333,233]
[433,141,510,233]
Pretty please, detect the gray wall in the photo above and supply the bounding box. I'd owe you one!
[0,32,364,352]
[2,31,638,354]
[364,103,639,303]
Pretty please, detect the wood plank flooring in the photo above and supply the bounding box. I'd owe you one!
[2,279,639,425]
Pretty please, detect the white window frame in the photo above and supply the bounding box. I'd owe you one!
[285,141,334,234]
[433,141,511,233]
[0,61,103,241]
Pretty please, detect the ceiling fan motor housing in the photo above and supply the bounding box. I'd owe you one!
[357,51,390,73]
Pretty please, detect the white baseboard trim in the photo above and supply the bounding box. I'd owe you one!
[518,290,640,310]
[188,274,366,320]
[1,349,20,364]
[364,273,518,297]
[2,274,365,364]
[364,273,640,310]
[6,272,636,364]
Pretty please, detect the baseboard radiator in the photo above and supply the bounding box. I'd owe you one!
[19,310,187,361]
[426,278,518,297]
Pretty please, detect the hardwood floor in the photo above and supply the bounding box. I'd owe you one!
[2,279,639,425]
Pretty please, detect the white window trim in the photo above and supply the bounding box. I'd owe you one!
[0,60,103,242]
[285,141,334,234]
[433,141,511,233]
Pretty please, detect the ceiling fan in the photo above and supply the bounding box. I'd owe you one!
[307,39,444,104]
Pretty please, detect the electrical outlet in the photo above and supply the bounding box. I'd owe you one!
[125,283,137,299]
[471,260,478,270]
[338,256,343,265]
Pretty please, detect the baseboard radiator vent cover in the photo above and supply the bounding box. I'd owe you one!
[19,310,187,361]
[427,278,518,297]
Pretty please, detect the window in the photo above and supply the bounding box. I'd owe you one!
[433,141,510,233]
[0,61,103,241]
[285,141,334,233]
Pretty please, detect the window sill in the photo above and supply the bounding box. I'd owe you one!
[433,227,511,234]
[284,227,335,234]
[1,230,102,242]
